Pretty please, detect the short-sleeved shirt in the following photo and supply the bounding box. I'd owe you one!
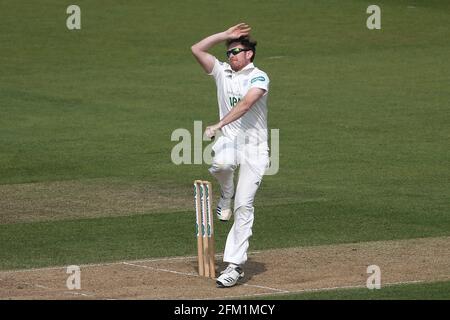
[209,59,270,145]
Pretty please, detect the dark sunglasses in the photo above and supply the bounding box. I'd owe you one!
[226,47,251,58]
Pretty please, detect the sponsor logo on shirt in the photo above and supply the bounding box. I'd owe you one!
[251,76,266,84]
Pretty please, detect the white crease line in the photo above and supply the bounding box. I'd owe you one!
[0,251,270,274]
[15,281,50,290]
[2,278,96,299]
[64,291,120,301]
[123,262,289,296]
[241,283,289,293]
[64,291,96,298]
[0,250,266,274]
[0,257,200,274]
[34,284,50,289]
[242,283,289,293]
[0,280,51,292]
[211,291,288,300]
[127,253,225,264]
[122,262,199,277]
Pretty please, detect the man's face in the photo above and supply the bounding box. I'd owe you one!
[226,42,253,71]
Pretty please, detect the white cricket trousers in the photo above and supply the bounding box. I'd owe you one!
[208,135,269,266]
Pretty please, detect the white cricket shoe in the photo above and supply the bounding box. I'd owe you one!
[216,265,244,288]
[216,197,233,221]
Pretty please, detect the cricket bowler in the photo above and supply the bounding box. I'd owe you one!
[191,23,270,288]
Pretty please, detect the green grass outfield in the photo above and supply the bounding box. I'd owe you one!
[0,202,448,270]
[256,280,450,300]
[1,0,449,299]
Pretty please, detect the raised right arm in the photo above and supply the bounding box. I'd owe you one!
[191,23,251,74]
[190,32,228,74]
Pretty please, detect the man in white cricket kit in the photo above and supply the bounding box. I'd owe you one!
[191,23,270,288]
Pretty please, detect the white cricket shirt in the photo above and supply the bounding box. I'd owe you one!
[209,59,270,145]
